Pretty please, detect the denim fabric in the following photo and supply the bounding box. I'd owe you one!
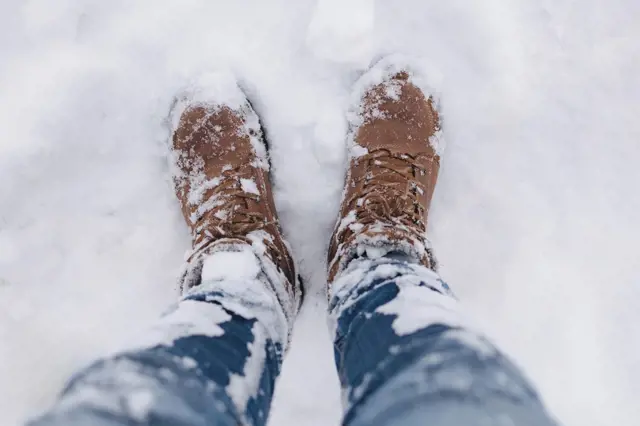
[31,255,557,426]
[329,257,558,426]
[30,250,290,426]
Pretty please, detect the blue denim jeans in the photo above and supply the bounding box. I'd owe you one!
[30,251,557,426]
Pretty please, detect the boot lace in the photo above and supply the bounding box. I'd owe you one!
[191,165,274,250]
[346,148,428,233]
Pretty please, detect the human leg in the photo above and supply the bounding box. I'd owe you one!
[327,56,557,426]
[30,74,302,426]
[31,253,290,426]
[330,256,556,426]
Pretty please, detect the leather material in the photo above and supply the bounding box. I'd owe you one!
[172,103,297,297]
[328,71,441,283]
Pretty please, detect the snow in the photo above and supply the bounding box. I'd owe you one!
[169,72,251,133]
[125,390,155,423]
[201,249,262,282]
[306,0,374,67]
[0,1,639,426]
[376,283,465,336]
[240,178,260,196]
[350,144,368,158]
[187,177,221,206]
[124,300,230,352]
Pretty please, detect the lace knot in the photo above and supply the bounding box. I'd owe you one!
[192,166,272,247]
[350,149,427,231]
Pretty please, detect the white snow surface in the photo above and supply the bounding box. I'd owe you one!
[169,71,252,134]
[0,1,639,426]
[201,250,262,283]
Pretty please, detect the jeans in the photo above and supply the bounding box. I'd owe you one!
[30,249,557,426]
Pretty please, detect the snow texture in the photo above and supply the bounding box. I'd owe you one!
[1,1,639,426]
[169,72,252,135]
[329,257,464,338]
[201,250,262,283]
[306,0,374,67]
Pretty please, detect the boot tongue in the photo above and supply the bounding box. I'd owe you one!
[360,154,419,222]
[363,191,409,221]
[367,154,413,192]
[193,169,263,241]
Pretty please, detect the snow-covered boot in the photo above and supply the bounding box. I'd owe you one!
[328,59,443,283]
[170,75,301,311]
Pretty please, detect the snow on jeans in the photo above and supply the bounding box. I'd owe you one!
[30,250,557,426]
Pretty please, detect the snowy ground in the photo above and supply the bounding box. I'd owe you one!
[1,0,639,425]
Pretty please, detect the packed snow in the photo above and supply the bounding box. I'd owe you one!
[0,1,639,425]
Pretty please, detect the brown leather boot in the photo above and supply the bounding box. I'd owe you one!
[170,78,301,313]
[328,60,442,283]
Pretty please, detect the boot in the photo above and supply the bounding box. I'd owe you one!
[170,76,301,314]
[328,59,442,283]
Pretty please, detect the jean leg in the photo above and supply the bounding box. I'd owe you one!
[329,257,558,426]
[30,250,291,426]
